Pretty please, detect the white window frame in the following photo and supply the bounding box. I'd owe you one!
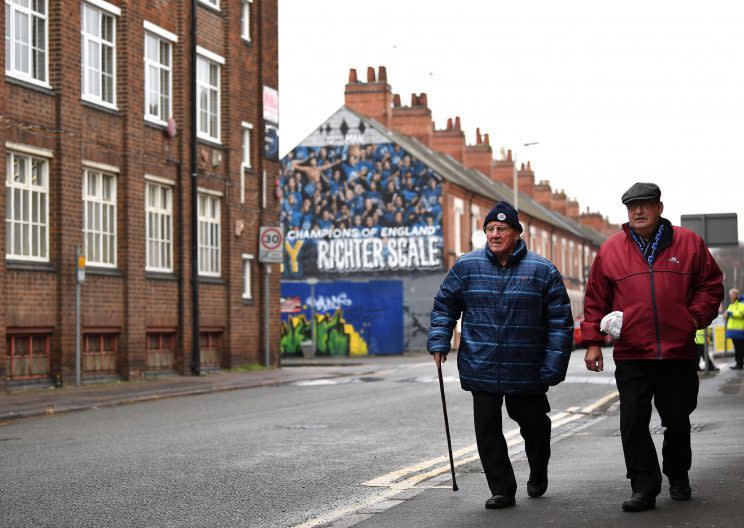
[197,189,221,276]
[145,177,174,272]
[81,1,119,109]
[561,237,567,274]
[196,47,223,143]
[241,0,252,41]
[5,147,50,261]
[242,253,254,300]
[198,0,219,9]
[453,197,464,256]
[529,226,537,254]
[240,122,253,204]
[569,240,575,277]
[82,165,118,267]
[143,22,176,125]
[5,0,49,87]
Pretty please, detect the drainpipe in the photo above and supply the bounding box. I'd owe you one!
[190,0,201,374]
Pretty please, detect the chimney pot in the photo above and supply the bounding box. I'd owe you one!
[367,66,376,82]
[378,65,387,82]
[476,128,482,144]
[484,133,490,145]
[411,93,418,106]
[455,116,461,130]
[446,117,453,129]
[527,161,531,170]
[348,68,358,83]
[393,93,401,107]
[507,149,512,161]
[419,93,428,106]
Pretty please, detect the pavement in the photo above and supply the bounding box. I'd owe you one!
[2,350,742,526]
[0,354,405,422]
[346,355,744,528]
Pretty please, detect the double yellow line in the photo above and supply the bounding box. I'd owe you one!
[292,390,618,528]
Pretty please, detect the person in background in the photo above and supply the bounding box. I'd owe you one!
[428,201,573,510]
[694,327,718,371]
[582,182,723,512]
[724,288,744,370]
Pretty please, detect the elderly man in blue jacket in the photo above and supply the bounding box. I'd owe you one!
[428,201,573,510]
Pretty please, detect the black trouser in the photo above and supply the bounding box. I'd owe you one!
[614,360,699,496]
[696,344,716,369]
[472,391,551,497]
[732,339,744,367]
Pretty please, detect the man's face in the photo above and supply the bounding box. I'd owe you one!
[485,221,519,258]
[626,200,664,236]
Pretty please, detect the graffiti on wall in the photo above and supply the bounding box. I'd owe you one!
[280,280,404,356]
[280,109,444,278]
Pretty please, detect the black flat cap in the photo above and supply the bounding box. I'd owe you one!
[621,182,661,205]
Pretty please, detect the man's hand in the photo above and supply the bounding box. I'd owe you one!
[584,345,604,372]
[433,352,446,367]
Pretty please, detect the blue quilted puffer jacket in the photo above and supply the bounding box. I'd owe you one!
[427,239,574,394]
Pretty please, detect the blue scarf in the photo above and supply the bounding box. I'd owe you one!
[629,223,665,267]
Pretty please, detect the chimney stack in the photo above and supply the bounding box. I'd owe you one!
[432,116,467,162]
[517,161,535,197]
[390,90,433,146]
[532,180,553,208]
[551,189,568,215]
[464,127,493,177]
[344,64,393,127]
[378,65,387,82]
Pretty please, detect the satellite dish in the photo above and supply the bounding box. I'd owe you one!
[166,118,177,138]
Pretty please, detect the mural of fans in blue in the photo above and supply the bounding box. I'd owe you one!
[281,121,444,278]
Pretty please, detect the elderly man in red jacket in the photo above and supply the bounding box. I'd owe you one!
[582,182,723,513]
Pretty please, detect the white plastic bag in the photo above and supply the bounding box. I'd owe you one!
[600,311,623,340]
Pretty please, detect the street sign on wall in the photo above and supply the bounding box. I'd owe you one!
[259,226,284,263]
[680,213,738,247]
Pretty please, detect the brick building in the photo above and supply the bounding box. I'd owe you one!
[279,67,617,356]
[1,0,280,388]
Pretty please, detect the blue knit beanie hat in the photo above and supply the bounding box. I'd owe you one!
[483,201,523,233]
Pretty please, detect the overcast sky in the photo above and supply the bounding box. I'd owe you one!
[278,0,744,238]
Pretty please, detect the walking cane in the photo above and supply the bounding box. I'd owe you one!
[437,362,459,491]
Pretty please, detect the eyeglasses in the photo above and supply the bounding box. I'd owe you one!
[485,225,512,235]
[625,200,658,211]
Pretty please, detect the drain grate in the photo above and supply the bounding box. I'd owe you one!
[611,423,708,436]
[351,376,384,383]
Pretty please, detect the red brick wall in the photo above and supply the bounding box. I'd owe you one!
[0,0,279,385]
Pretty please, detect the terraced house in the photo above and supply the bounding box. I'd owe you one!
[279,67,617,357]
[1,0,280,389]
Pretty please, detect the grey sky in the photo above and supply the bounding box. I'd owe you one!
[278,0,744,237]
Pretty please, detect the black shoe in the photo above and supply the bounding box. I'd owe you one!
[709,366,720,371]
[730,365,743,370]
[527,479,548,498]
[669,478,692,501]
[622,492,656,512]
[485,495,516,509]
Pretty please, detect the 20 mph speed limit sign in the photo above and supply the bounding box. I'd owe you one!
[259,226,284,263]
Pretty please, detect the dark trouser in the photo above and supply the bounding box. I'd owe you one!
[614,360,699,496]
[472,391,551,497]
[732,339,744,367]
[696,344,716,369]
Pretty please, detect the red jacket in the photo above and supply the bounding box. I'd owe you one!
[582,220,723,360]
